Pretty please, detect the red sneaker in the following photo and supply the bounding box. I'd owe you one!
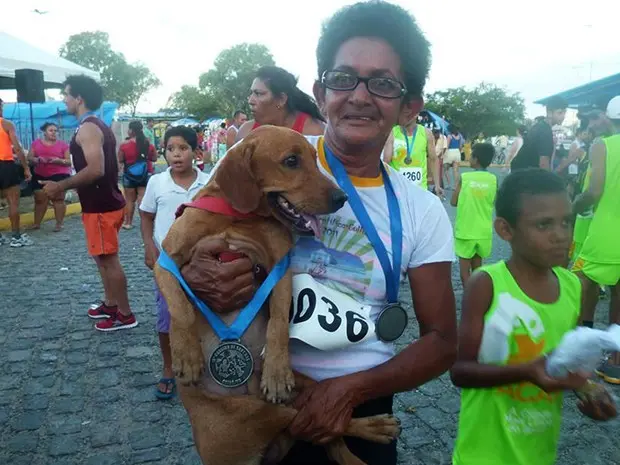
[95,311,138,332]
[87,302,118,319]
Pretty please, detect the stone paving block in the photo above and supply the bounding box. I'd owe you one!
[66,351,89,364]
[131,447,168,463]
[8,350,32,362]
[12,411,45,431]
[48,415,83,435]
[7,431,39,453]
[127,346,155,358]
[48,433,82,457]
[52,398,85,414]
[86,452,124,465]
[90,422,122,448]
[130,426,166,450]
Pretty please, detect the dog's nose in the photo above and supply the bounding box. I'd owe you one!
[329,189,348,211]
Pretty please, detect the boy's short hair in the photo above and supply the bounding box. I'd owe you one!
[471,143,495,168]
[496,168,566,226]
[163,126,198,151]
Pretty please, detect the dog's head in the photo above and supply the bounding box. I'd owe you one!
[213,125,347,237]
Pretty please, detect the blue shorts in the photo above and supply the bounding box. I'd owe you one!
[154,282,170,334]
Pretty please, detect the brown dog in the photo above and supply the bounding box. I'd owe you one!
[154,126,400,465]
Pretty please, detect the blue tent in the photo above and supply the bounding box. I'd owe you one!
[170,117,199,127]
[2,101,118,148]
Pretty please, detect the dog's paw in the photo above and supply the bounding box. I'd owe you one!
[260,361,295,403]
[172,341,205,385]
[350,414,401,444]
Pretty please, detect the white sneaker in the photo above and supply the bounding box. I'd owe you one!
[10,234,33,248]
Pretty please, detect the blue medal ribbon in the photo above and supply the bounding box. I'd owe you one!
[324,143,402,303]
[157,251,290,340]
[401,125,418,164]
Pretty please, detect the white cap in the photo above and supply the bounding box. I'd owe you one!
[606,96,620,119]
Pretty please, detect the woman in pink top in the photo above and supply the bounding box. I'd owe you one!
[28,122,72,231]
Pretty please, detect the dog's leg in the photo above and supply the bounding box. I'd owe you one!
[155,265,204,384]
[325,438,367,465]
[345,415,401,444]
[261,269,295,403]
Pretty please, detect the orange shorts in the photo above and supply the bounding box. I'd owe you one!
[82,208,124,256]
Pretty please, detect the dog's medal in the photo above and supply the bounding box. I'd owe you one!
[325,142,407,343]
[376,303,408,342]
[157,251,291,389]
[209,341,254,388]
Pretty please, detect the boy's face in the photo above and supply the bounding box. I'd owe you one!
[165,136,194,173]
[496,192,573,268]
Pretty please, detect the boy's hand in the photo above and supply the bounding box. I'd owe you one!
[144,242,159,270]
[528,357,590,393]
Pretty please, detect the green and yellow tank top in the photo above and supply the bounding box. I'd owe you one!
[454,170,497,240]
[580,134,620,263]
[573,163,593,245]
[453,261,580,465]
[390,124,427,189]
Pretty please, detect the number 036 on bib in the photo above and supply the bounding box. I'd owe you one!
[288,274,376,351]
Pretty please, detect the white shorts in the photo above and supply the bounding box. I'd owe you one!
[444,149,461,165]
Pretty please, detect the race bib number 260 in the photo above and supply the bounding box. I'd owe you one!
[289,274,376,351]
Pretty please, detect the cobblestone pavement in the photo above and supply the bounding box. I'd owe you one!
[1,170,619,465]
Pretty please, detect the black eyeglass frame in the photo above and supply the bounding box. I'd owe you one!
[320,70,407,99]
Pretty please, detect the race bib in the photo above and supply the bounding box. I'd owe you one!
[568,164,578,175]
[400,167,423,185]
[289,274,376,351]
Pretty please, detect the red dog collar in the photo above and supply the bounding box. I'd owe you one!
[175,196,258,220]
[175,197,257,263]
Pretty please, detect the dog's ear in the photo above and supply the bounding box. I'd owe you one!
[213,140,261,213]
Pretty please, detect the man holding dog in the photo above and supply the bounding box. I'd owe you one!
[181,2,456,464]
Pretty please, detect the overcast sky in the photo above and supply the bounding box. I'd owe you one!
[4,0,620,117]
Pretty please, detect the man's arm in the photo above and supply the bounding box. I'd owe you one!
[574,141,606,215]
[58,123,105,191]
[538,127,554,170]
[350,261,457,403]
[425,128,441,195]
[382,132,394,164]
[450,175,462,206]
[3,120,29,173]
[226,127,237,150]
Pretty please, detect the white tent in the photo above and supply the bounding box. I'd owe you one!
[0,32,100,90]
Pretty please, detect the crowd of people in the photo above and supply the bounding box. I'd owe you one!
[1,1,619,463]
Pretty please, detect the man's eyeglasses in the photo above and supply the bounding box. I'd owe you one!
[321,71,406,99]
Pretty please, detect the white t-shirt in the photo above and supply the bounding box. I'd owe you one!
[139,167,210,248]
[206,136,454,380]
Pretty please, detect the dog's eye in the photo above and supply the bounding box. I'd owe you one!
[283,155,300,169]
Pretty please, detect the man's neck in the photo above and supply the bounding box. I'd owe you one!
[324,128,382,178]
[75,107,91,119]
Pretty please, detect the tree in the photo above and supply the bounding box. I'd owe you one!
[125,64,161,116]
[425,83,525,138]
[168,43,275,119]
[167,85,220,121]
[59,31,160,112]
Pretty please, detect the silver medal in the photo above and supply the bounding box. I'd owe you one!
[208,341,254,388]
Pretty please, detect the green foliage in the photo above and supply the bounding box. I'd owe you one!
[168,43,275,119]
[425,83,526,137]
[59,31,160,114]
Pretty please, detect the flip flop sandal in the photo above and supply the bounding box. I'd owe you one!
[155,378,176,400]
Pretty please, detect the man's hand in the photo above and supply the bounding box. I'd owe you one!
[180,238,258,312]
[288,377,361,444]
[144,242,159,270]
[40,180,63,197]
[23,167,32,182]
[528,357,589,393]
[434,185,444,198]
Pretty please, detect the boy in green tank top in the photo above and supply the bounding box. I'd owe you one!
[451,143,497,286]
[451,169,615,465]
[572,96,620,383]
